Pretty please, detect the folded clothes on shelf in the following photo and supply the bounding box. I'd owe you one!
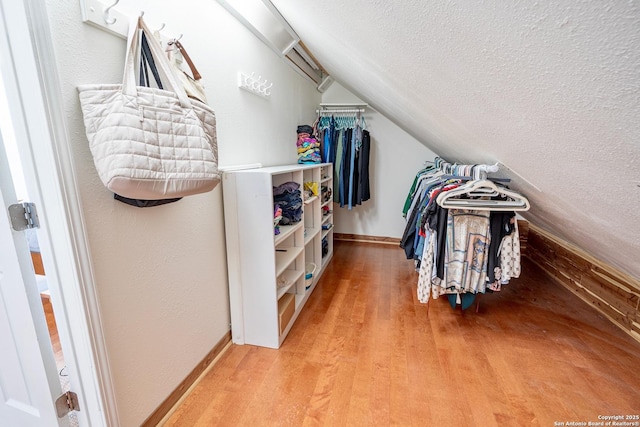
[273,181,303,231]
[297,125,321,164]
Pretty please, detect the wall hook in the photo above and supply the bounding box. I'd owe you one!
[238,72,272,99]
[264,82,273,96]
[103,0,119,25]
[155,23,166,32]
[81,0,128,38]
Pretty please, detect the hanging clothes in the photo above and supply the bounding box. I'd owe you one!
[402,157,526,309]
[360,130,371,202]
[486,211,516,287]
[492,220,521,291]
[317,112,371,209]
[444,209,491,295]
[340,127,351,207]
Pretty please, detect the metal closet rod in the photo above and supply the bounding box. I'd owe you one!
[319,103,368,107]
[317,103,368,114]
[316,108,365,114]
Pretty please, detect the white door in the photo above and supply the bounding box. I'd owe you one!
[0,1,114,425]
[0,134,66,425]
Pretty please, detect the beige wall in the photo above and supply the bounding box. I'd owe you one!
[45,0,320,425]
[322,82,437,238]
[273,0,640,280]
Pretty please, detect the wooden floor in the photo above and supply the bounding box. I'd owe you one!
[167,240,640,426]
[42,296,66,371]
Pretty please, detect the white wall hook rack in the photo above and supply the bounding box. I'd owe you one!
[238,72,272,99]
[80,0,129,39]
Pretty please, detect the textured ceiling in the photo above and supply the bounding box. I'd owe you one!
[271,0,640,279]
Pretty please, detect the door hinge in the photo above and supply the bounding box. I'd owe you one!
[8,202,40,231]
[55,391,80,418]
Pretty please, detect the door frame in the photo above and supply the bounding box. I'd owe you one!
[0,1,117,425]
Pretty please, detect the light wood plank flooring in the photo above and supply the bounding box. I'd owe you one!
[168,240,640,426]
[42,296,65,371]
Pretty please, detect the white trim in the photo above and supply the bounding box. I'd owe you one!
[214,0,326,86]
[6,1,118,425]
[218,163,262,172]
[260,0,300,48]
[216,0,299,56]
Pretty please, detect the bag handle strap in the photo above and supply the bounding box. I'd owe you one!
[123,16,192,108]
[168,40,202,81]
[140,32,163,89]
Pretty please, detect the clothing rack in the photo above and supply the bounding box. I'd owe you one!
[429,156,499,180]
[316,103,368,115]
[402,156,527,314]
[314,105,371,209]
[317,109,366,115]
[425,156,529,211]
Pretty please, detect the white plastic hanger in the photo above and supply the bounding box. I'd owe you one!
[436,179,530,211]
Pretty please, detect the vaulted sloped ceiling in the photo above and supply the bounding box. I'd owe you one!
[271,0,640,279]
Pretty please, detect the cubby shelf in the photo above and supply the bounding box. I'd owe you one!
[275,246,303,277]
[277,269,304,300]
[222,163,334,349]
[304,195,319,205]
[305,227,321,245]
[275,222,303,246]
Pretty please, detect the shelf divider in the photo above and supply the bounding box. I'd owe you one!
[275,246,303,277]
[274,222,303,246]
[277,269,304,299]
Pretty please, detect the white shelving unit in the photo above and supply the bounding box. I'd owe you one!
[222,163,333,348]
[320,164,334,267]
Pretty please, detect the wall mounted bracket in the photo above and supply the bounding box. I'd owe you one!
[80,0,129,39]
[238,72,272,98]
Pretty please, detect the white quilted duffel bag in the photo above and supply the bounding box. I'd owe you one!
[77,16,219,201]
